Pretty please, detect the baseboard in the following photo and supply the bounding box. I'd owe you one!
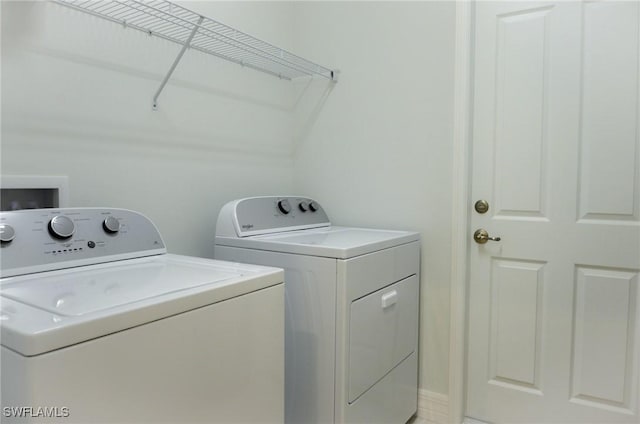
[462,418,490,424]
[417,389,449,424]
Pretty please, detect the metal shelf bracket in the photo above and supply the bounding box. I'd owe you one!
[152,15,203,110]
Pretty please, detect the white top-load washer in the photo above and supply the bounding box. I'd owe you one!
[0,208,284,424]
[215,196,420,424]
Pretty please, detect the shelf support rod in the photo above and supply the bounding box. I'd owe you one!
[152,16,204,110]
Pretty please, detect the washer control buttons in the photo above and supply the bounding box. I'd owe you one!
[103,216,121,234]
[309,201,319,212]
[87,241,96,248]
[298,201,309,212]
[0,224,15,243]
[48,216,75,239]
[277,199,292,215]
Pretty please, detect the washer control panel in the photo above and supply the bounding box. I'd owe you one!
[233,196,330,237]
[0,208,166,278]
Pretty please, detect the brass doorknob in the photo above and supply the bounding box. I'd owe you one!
[473,229,501,244]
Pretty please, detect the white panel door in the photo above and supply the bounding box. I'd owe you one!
[466,2,640,423]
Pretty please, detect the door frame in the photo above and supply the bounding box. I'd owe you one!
[448,1,473,423]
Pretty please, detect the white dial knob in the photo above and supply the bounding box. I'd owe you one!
[48,216,75,239]
[0,224,15,243]
[103,216,121,234]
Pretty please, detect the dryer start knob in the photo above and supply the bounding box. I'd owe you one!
[103,216,121,234]
[48,216,75,239]
[277,199,292,215]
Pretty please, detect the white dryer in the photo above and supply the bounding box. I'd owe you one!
[215,196,420,424]
[0,208,284,424]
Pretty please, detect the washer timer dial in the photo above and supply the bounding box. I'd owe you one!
[48,216,75,239]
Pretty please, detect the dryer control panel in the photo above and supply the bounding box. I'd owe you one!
[217,196,330,238]
[0,208,166,278]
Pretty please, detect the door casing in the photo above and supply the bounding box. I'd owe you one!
[448,1,474,424]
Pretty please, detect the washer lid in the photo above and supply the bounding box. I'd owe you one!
[2,258,240,317]
[0,254,283,356]
[216,226,420,259]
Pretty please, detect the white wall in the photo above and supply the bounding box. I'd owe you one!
[1,0,457,398]
[1,1,296,257]
[291,2,456,395]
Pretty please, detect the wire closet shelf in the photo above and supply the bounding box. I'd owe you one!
[55,0,338,83]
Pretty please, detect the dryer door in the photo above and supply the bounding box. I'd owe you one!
[348,275,418,402]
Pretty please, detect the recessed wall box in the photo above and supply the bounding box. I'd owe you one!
[1,176,69,211]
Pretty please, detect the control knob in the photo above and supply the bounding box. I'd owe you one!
[0,224,15,243]
[309,201,319,212]
[277,199,292,215]
[48,215,75,239]
[298,201,309,212]
[103,216,121,234]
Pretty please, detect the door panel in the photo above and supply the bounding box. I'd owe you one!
[571,267,638,412]
[579,1,640,221]
[489,259,544,392]
[493,6,552,218]
[467,2,640,422]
